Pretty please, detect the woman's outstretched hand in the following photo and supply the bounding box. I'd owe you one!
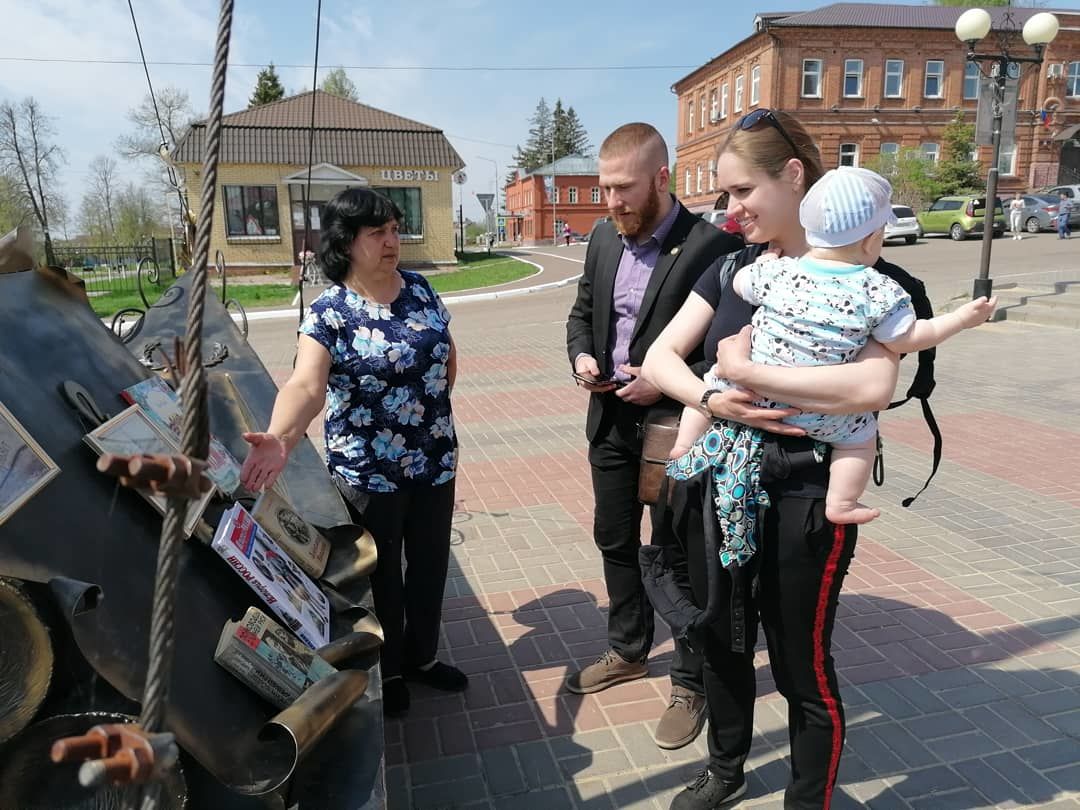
[240,432,288,492]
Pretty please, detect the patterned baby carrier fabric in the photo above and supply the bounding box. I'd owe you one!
[666,420,771,569]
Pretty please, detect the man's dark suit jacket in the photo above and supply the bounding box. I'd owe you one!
[566,203,742,444]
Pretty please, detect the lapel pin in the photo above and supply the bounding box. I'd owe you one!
[671,246,680,255]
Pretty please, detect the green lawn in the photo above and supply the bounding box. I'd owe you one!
[88,284,297,318]
[87,254,535,318]
[428,254,535,293]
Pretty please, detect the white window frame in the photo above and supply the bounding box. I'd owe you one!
[839,143,859,167]
[921,142,940,162]
[750,66,761,106]
[708,158,715,192]
[964,61,980,100]
[720,83,729,119]
[696,164,703,194]
[884,60,904,98]
[843,59,864,98]
[700,94,706,129]
[591,186,600,204]
[568,186,578,204]
[880,142,900,158]
[685,169,692,196]
[734,74,745,113]
[686,100,694,133]
[1067,61,1080,97]
[710,88,719,122]
[802,59,823,98]
[924,60,945,98]
[997,143,1017,175]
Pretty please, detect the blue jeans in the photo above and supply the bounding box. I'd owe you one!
[1058,215,1071,238]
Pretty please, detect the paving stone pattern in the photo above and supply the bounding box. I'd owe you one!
[248,286,1080,810]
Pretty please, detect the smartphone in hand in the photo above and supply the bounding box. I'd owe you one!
[571,372,625,388]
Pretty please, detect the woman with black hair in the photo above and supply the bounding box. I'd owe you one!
[240,187,466,717]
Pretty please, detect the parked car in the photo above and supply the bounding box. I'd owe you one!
[699,209,743,236]
[1040,183,1080,201]
[883,204,921,244]
[916,195,1006,241]
[998,194,1076,233]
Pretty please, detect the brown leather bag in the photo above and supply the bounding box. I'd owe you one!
[638,414,680,505]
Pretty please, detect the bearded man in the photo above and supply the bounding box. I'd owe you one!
[565,122,740,749]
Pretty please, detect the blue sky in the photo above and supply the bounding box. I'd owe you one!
[4,0,1080,227]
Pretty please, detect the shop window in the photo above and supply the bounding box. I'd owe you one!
[372,186,423,236]
[224,185,279,237]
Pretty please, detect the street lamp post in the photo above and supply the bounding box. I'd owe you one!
[955,8,1059,300]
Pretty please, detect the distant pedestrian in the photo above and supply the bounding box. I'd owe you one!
[1009,192,1024,240]
[563,222,572,246]
[1058,192,1073,239]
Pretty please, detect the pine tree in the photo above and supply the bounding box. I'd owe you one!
[563,106,592,156]
[512,98,552,173]
[320,69,359,101]
[551,99,571,159]
[250,63,286,107]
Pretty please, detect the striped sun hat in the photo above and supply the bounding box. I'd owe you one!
[800,166,898,248]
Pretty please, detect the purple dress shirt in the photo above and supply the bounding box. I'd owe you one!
[607,198,681,381]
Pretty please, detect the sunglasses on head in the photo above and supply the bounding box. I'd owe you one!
[735,108,798,154]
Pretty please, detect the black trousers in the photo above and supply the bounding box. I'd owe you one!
[346,479,456,680]
[673,475,856,809]
[588,403,702,693]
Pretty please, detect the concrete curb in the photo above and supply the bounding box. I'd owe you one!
[241,254,583,321]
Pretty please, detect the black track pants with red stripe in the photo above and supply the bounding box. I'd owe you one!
[682,491,856,810]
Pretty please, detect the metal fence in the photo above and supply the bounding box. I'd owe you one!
[53,239,179,299]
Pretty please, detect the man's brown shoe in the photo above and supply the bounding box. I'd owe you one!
[565,649,648,695]
[654,685,707,749]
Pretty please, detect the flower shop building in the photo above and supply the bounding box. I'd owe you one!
[172,91,465,272]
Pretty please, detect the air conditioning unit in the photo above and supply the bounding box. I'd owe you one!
[1048,63,1064,79]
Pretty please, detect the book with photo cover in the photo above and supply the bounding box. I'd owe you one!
[213,605,337,708]
[121,376,243,496]
[210,503,330,649]
[251,488,331,579]
[83,404,215,538]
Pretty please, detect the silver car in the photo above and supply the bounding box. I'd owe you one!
[1004,193,1080,232]
[883,204,920,244]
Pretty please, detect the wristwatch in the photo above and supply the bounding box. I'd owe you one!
[699,389,723,416]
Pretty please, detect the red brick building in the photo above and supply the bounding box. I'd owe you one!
[503,155,607,244]
[673,4,1080,213]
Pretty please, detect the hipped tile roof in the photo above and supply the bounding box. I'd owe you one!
[762,3,1074,30]
[172,90,463,169]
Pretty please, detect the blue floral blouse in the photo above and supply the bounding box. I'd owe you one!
[299,271,457,493]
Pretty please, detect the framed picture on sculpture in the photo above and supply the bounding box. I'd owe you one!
[83,404,216,538]
[0,401,61,526]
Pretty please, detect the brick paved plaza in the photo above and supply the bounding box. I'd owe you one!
[249,250,1080,809]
